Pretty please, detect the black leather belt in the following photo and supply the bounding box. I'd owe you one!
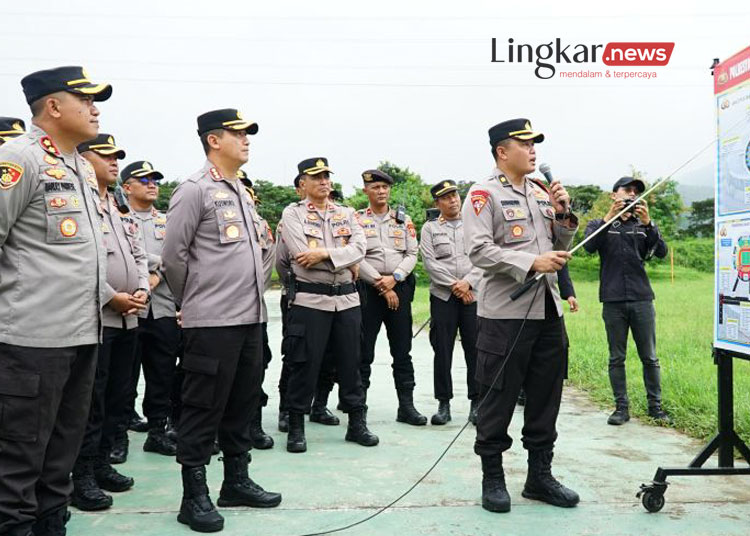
[295,281,357,296]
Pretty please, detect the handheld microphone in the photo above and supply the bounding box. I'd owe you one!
[539,162,554,185]
[539,162,567,212]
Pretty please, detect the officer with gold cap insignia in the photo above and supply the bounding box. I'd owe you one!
[72,134,149,512]
[0,117,26,146]
[0,66,110,536]
[356,168,426,426]
[162,109,280,533]
[462,118,579,514]
[279,156,378,453]
[117,160,183,460]
[420,179,483,427]
[236,168,277,450]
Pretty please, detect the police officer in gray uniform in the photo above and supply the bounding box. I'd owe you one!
[0,66,109,536]
[463,118,579,513]
[0,117,25,146]
[356,169,427,425]
[162,109,281,533]
[73,134,149,512]
[280,157,378,453]
[420,180,483,426]
[122,160,181,455]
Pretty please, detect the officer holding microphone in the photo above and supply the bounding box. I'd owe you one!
[463,118,580,513]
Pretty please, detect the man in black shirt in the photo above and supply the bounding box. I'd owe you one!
[583,176,670,426]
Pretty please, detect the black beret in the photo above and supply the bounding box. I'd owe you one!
[77,133,126,159]
[362,169,393,185]
[489,118,544,146]
[0,117,25,142]
[430,179,458,200]
[21,66,112,105]
[197,109,258,136]
[295,157,333,185]
[120,161,164,183]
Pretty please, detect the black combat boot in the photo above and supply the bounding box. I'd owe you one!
[522,449,579,508]
[177,465,224,533]
[249,408,274,449]
[144,418,178,455]
[278,410,289,433]
[94,454,134,492]
[607,405,630,425]
[108,428,129,464]
[71,457,113,511]
[648,405,673,425]
[165,416,178,442]
[468,399,478,425]
[396,389,427,426]
[481,454,511,513]
[30,507,71,536]
[309,388,340,425]
[286,412,307,453]
[216,453,282,508]
[128,410,149,433]
[345,408,379,446]
[430,400,451,425]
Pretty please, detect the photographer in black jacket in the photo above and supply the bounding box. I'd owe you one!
[583,176,671,426]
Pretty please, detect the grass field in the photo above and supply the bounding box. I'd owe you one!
[411,267,750,447]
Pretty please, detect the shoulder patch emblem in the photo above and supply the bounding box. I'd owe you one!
[406,222,416,238]
[470,189,490,216]
[0,162,23,190]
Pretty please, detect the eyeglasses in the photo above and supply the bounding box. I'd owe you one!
[127,177,159,186]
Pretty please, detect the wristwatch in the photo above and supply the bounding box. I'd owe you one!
[393,272,404,282]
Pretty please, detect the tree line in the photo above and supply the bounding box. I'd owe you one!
[153,163,714,240]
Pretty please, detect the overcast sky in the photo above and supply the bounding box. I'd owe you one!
[2,0,748,194]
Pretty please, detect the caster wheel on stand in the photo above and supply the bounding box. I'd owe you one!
[637,482,667,513]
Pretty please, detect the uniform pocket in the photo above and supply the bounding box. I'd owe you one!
[46,214,87,244]
[502,211,533,244]
[281,323,306,362]
[181,353,219,409]
[0,371,41,442]
[475,328,509,391]
[433,234,451,259]
[388,226,407,251]
[215,205,244,244]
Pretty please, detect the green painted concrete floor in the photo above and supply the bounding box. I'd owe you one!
[69,292,750,535]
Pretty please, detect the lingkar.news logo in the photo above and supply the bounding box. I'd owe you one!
[490,38,675,79]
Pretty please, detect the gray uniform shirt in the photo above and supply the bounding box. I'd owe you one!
[162,161,265,328]
[461,169,578,320]
[280,199,365,312]
[255,211,276,321]
[0,125,106,347]
[132,207,177,319]
[275,221,290,296]
[355,207,418,285]
[97,194,149,329]
[420,216,483,302]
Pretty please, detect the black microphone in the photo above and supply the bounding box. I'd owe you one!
[539,162,567,212]
[539,162,554,185]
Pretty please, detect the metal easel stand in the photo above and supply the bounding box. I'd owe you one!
[637,347,750,512]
